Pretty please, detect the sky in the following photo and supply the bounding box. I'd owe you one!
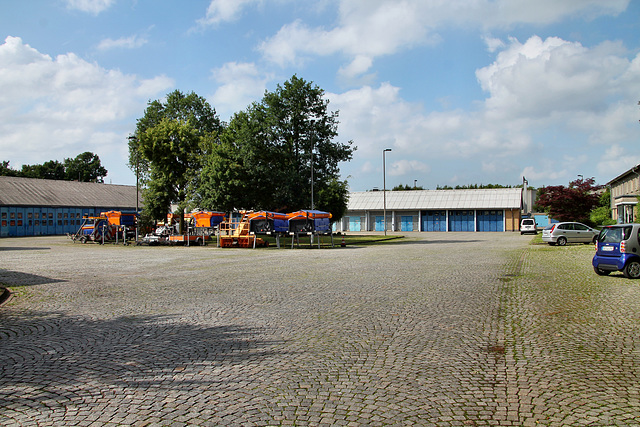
[1,0,640,192]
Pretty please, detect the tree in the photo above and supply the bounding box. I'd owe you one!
[0,161,19,176]
[64,152,108,182]
[392,184,425,191]
[590,188,616,226]
[21,160,66,180]
[199,75,355,218]
[536,177,602,224]
[130,90,222,223]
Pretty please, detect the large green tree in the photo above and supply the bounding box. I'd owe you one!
[129,90,222,222]
[64,152,108,182]
[200,75,355,218]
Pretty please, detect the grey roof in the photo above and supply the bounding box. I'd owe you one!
[0,176,142,209]
[348,188,522,211]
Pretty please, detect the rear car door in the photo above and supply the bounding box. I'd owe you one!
[573,223,591,243]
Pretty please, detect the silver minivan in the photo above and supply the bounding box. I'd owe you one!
[542,222,598,246]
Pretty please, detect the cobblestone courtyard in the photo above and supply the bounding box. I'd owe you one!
[1,234,639,426]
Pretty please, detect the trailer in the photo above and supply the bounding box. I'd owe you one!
[248,211,289,235]
[218,211,268,248]
[69,215,116,243]
[287,210,332,234]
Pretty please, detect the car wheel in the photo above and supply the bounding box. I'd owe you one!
[557,236,567,246]
[623,260,640,279]
[593,266,610,276]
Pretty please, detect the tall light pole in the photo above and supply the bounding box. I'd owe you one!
[128,135,140,242]
[383,148,392,235]
[310,120,315,210]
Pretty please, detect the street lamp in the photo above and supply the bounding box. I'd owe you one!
[383,148,392,235]
[128,135,140,242]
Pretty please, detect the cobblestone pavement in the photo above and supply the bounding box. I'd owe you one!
[1,234,639,426]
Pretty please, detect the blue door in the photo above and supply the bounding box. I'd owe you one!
[0,207,8,237]
[400,216,413,231]
[375,216,384,231]
[349,216,361,232]
[449,210,474,231]
[477,210,504,232]
[422,211,447,232]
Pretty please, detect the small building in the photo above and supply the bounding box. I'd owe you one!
[607,164,640,223]
[0,176,141,237]
[337,188,522,232]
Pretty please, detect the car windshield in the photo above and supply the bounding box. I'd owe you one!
[598,226,632,243]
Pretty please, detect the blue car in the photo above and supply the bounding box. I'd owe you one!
[592,224,640,279]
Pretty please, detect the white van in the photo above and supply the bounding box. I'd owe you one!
[520,218,537,235]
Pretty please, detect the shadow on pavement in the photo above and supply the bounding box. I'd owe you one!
[0,310,282,409]
[0,270,66,287]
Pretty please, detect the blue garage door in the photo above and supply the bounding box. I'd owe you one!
[400,216,413,232]
[422,210,447,232]
[449,210,474,232]
[0,207,9,237]
[477,210,503,232]
[375,216,385,231]
[349,216,361,232]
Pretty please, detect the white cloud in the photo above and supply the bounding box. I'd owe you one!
[0,36,173,182]
[65,0,115,15]
[209,62,271,121]
[389,159,430,177]
[97,35,148,51]
[597,145,640,178]
[197,0,262,27]
[258,0,629,77]
[476,36,633,121]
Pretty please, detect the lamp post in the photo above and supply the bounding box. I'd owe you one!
[383,148,392,235]
[128,135,140,242]
[310,120,315,210]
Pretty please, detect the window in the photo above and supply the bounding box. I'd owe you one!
[35,212,39,219]
[18,212,22,219]
[10,212,15,219]
[48,213,53,219]
[35,220,40,226]
[1,212,5,219]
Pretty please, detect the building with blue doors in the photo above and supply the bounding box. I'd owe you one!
[0,176,141,237]
[336,188,522,232]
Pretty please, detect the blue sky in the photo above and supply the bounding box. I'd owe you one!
[1,0,639,192]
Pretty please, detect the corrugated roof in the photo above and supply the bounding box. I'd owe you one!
[348,188,522,210]
[0,176,142,209]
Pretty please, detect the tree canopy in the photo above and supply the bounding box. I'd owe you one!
[535,177,602,224]
[129,90,222,221]
[1,153,108,182]
[199,75,355,219]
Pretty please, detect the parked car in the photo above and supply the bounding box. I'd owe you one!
[520,218,537,235]
[541,222,598,246]
[592,224,640,279]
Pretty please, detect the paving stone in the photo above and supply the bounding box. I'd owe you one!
[1,234,639,425]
